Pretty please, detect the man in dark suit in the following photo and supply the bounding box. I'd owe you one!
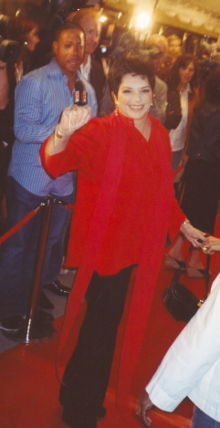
[67,7,106,113]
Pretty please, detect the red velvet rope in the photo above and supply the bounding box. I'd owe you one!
[0,200,73,246]
[0,206,41,244]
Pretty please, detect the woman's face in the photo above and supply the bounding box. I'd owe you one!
[179,61,195,86]
[115,73,153,121]
[25,26,40,52]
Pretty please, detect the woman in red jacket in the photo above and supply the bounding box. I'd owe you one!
[41,52,206,428]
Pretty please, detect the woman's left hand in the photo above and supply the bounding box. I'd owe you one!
[180,220,208,248]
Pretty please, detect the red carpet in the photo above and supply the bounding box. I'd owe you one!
[1,224,220,428]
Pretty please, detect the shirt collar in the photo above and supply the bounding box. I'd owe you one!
[181,83,191,95]
[47,58,81,82]
[80,55,91,81]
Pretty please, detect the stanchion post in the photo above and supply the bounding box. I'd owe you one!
[25,198,53,343]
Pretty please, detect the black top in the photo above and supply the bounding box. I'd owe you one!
[187,102,220,164]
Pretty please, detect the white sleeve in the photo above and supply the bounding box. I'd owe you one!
[146,273,220,411]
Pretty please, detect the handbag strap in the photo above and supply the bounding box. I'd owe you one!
[171,269,182,285]
[171,254,211,300]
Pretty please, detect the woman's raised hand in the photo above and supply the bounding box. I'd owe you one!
[57,105,91,138]
[45,105,91,156]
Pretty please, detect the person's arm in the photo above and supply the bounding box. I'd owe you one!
[14,76,53,143]
[14,73,94,145]
[137,391,154,427]
[204,236,220,252]
[138,273,220,424]
[179,218,207,248]
[44,105,91,156]
[160,126,207,247]
[0,61,9,110]
[167,167,207,247]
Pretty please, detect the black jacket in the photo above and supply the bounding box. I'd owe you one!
[187,102,220,164]
[89,55,106,113]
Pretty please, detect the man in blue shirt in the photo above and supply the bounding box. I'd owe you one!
[0,22,97,336]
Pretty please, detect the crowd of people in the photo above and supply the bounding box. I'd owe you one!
[0,4,220,428]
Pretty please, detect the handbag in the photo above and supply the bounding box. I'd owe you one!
[163,270,205,323]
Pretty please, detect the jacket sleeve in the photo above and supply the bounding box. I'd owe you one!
[40,118,102,178]
[168,197,185,241]
[146,273,220,411]
[187,104,220,162]
[164,88,182,130]
[14,76,54,144]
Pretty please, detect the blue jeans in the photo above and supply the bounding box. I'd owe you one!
[191,407,220,428]
[0,177,73,319]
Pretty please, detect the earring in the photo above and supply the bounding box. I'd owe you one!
[151,93,155,106]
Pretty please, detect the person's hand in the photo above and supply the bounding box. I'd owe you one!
[202,236,220,254]
[57,105,91,138]
[180,220,207,248]
[136,390,153,427]
[45,105,91,156]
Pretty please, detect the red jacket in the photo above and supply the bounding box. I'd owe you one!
[41,111,184,273]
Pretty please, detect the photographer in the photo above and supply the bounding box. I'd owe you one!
[0,15,40,224]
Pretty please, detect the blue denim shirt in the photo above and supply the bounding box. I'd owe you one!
[8,59,97,197]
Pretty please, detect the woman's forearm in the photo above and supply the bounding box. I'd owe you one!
[44,127,70,156]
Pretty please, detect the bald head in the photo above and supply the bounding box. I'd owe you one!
[67,8,101,58]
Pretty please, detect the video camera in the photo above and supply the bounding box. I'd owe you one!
[0,14,20,63]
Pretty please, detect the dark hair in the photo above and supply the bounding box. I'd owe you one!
[53,22,85,42]
[205,65,220,106]
[168,53,198,89]
[108,52,155,96]
[7,16,39,43]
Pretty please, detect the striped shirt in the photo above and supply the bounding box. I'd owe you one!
[8,59,97,197]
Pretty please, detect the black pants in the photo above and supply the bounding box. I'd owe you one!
[60,266,133,426]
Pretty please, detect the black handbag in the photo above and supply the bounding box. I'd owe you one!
[163,270,205,323]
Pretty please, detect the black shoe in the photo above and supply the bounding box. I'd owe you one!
[38,291,54,310]
[45,279,71,296]
[62,407,98,428]
[1,311,55,341]
[0,315,27,333]
[60,386,106,422]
